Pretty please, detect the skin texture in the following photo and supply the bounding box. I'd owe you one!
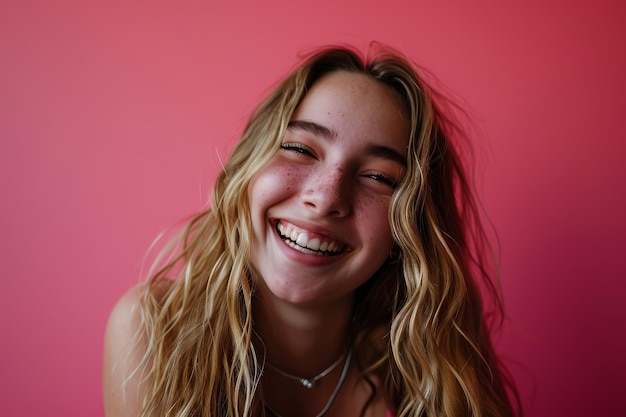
[103,285,147,417]
[249,71,408,416]
[104,282,171,417]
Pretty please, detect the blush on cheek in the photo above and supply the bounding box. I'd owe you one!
[249,161,307,206]
[355,195,394,242]
[271,161,308,183]
[355,195,391,221]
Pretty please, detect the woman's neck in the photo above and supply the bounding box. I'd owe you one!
[252,292,353,376]
[251,289,390,417]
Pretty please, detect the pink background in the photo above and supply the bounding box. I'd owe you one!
[2,1,625,416]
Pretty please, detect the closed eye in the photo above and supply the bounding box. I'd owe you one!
[364,172,399,189]
[280,143,318,159]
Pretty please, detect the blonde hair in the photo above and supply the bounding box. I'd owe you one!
[135,44,521,417]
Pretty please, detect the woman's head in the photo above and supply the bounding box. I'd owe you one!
[247,69,409,307]
[214,45,453,291]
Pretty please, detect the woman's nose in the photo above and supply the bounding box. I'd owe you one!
[301,165,351,217]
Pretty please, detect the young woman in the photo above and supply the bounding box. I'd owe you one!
[103,45,521,417]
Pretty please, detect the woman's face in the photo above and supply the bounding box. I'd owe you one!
[248,71,409,307]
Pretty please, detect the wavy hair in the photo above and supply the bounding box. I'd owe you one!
[134,44,521,417]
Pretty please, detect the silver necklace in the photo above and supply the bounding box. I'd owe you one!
[265,348,352,417]
[266,350,347,389]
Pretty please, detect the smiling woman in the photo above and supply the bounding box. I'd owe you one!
[103,45,521,417]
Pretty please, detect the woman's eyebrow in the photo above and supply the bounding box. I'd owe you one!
[287,120,337,139]
[367,144,407,167]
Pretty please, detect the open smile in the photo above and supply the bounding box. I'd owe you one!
[275,221,346,256]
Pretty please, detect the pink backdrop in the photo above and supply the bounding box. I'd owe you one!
[2,1,625,416]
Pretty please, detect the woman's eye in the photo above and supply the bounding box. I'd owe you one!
[365,172,398,189]
[280,143,317,159]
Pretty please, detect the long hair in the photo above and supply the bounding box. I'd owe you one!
[134,44,521,417]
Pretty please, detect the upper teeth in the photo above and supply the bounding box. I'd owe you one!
[278,222,343,253]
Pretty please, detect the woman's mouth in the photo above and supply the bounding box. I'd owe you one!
[276,221,346,256]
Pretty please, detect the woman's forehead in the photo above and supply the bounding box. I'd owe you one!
[291,71,409,154]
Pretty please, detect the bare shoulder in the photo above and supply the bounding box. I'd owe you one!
[103,280,173,417]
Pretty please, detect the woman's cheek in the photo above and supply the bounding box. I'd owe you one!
[354,193,395,242]
[250,160,306,203]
